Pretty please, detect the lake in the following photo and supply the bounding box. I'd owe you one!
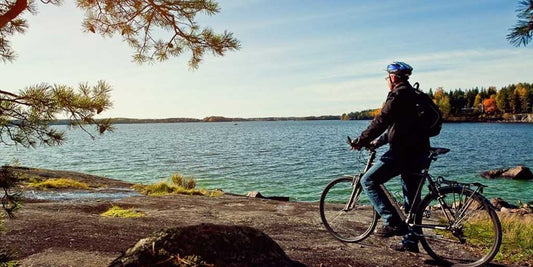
[1,121,532,203]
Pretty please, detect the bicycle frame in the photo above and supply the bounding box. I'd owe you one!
[323,139,502,265]
[344,150,375,211]
[356,148,488,232]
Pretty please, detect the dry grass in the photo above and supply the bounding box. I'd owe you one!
[132,173,223,198]
[26,178,89,190]
[101,206,144,218]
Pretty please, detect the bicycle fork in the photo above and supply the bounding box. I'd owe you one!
[344,150,377,211]
[344,174,363,211]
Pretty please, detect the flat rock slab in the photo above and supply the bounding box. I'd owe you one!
[1,193,434,266]
[0,167,492,266]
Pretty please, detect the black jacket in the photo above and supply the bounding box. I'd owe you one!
[358,81,430,156]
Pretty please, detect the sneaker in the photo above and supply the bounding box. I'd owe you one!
[374,224,408,237]
[392,243,420,253]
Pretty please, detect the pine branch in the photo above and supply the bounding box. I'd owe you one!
[0,0,28,29]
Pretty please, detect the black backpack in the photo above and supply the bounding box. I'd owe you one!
[412,82,443,137]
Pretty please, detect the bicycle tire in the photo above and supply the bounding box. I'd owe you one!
[319,176,378,242]
[415,186,502,267]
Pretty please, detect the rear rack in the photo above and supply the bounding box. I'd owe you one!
[437,176,487,194]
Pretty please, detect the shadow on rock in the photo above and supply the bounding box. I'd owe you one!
[110,223,305,267]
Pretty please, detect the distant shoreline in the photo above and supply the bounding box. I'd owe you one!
[49,113,533,125]
[51,115,341,125]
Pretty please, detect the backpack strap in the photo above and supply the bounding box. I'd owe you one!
[413,82,420,90]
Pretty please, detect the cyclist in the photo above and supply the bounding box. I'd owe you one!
[351,61,429,253]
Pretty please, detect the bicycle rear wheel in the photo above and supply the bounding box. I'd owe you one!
[319,176,378,242]
[415,186,502,267]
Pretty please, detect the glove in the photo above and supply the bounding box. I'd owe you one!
[350,137,363,150]
[369,133,388,149]
[369,140,378,149]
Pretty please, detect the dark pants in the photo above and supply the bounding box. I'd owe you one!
[361,149,428,245]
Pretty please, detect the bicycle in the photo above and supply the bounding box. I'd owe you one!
[319,137,502,267]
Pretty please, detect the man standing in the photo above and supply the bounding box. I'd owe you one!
[351,61,430,252]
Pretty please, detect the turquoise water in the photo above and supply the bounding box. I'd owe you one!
[1,121,532,203]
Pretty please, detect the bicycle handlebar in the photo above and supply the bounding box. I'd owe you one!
[346,136,376,152]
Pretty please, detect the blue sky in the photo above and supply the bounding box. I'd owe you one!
[2,0,533,119]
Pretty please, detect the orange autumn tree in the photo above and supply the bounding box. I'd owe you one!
[371,108,382,117]
[483,97,498,114]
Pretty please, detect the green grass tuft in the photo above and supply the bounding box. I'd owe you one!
[27,178,89,190]
[494,213,533,264]
[132,173,223,197]
[435,212,532,265]
[101,206,144,218]
[0,249,18,266]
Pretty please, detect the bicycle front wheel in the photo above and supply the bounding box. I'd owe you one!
[415,186,502,267]
[319,176,378,242]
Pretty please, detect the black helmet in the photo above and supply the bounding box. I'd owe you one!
[386,61,413,77]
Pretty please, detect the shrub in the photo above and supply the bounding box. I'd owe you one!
[27,178,89,190]
[101,206,144,218]
[0,167,18,189]
[1,167,22,217]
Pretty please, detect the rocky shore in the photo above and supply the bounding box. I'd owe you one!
[504,113,533,123]
[0,167,528,266]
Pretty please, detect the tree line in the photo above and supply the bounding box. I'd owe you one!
[342,82,533,121]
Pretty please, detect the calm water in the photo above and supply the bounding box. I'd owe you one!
[1,121,532,203]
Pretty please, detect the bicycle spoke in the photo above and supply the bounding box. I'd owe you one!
[320,177,378,243]
[453,196,481,227]
[417,187,501,266]
[329,209,350,223]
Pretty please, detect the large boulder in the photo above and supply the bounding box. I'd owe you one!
[481,166,533,180]
[110,223,305,267]
[502,166,533,180]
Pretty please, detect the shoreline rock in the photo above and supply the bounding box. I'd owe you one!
[246,191,290,201]
[481,165,533,180]
[491,197,532,215]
